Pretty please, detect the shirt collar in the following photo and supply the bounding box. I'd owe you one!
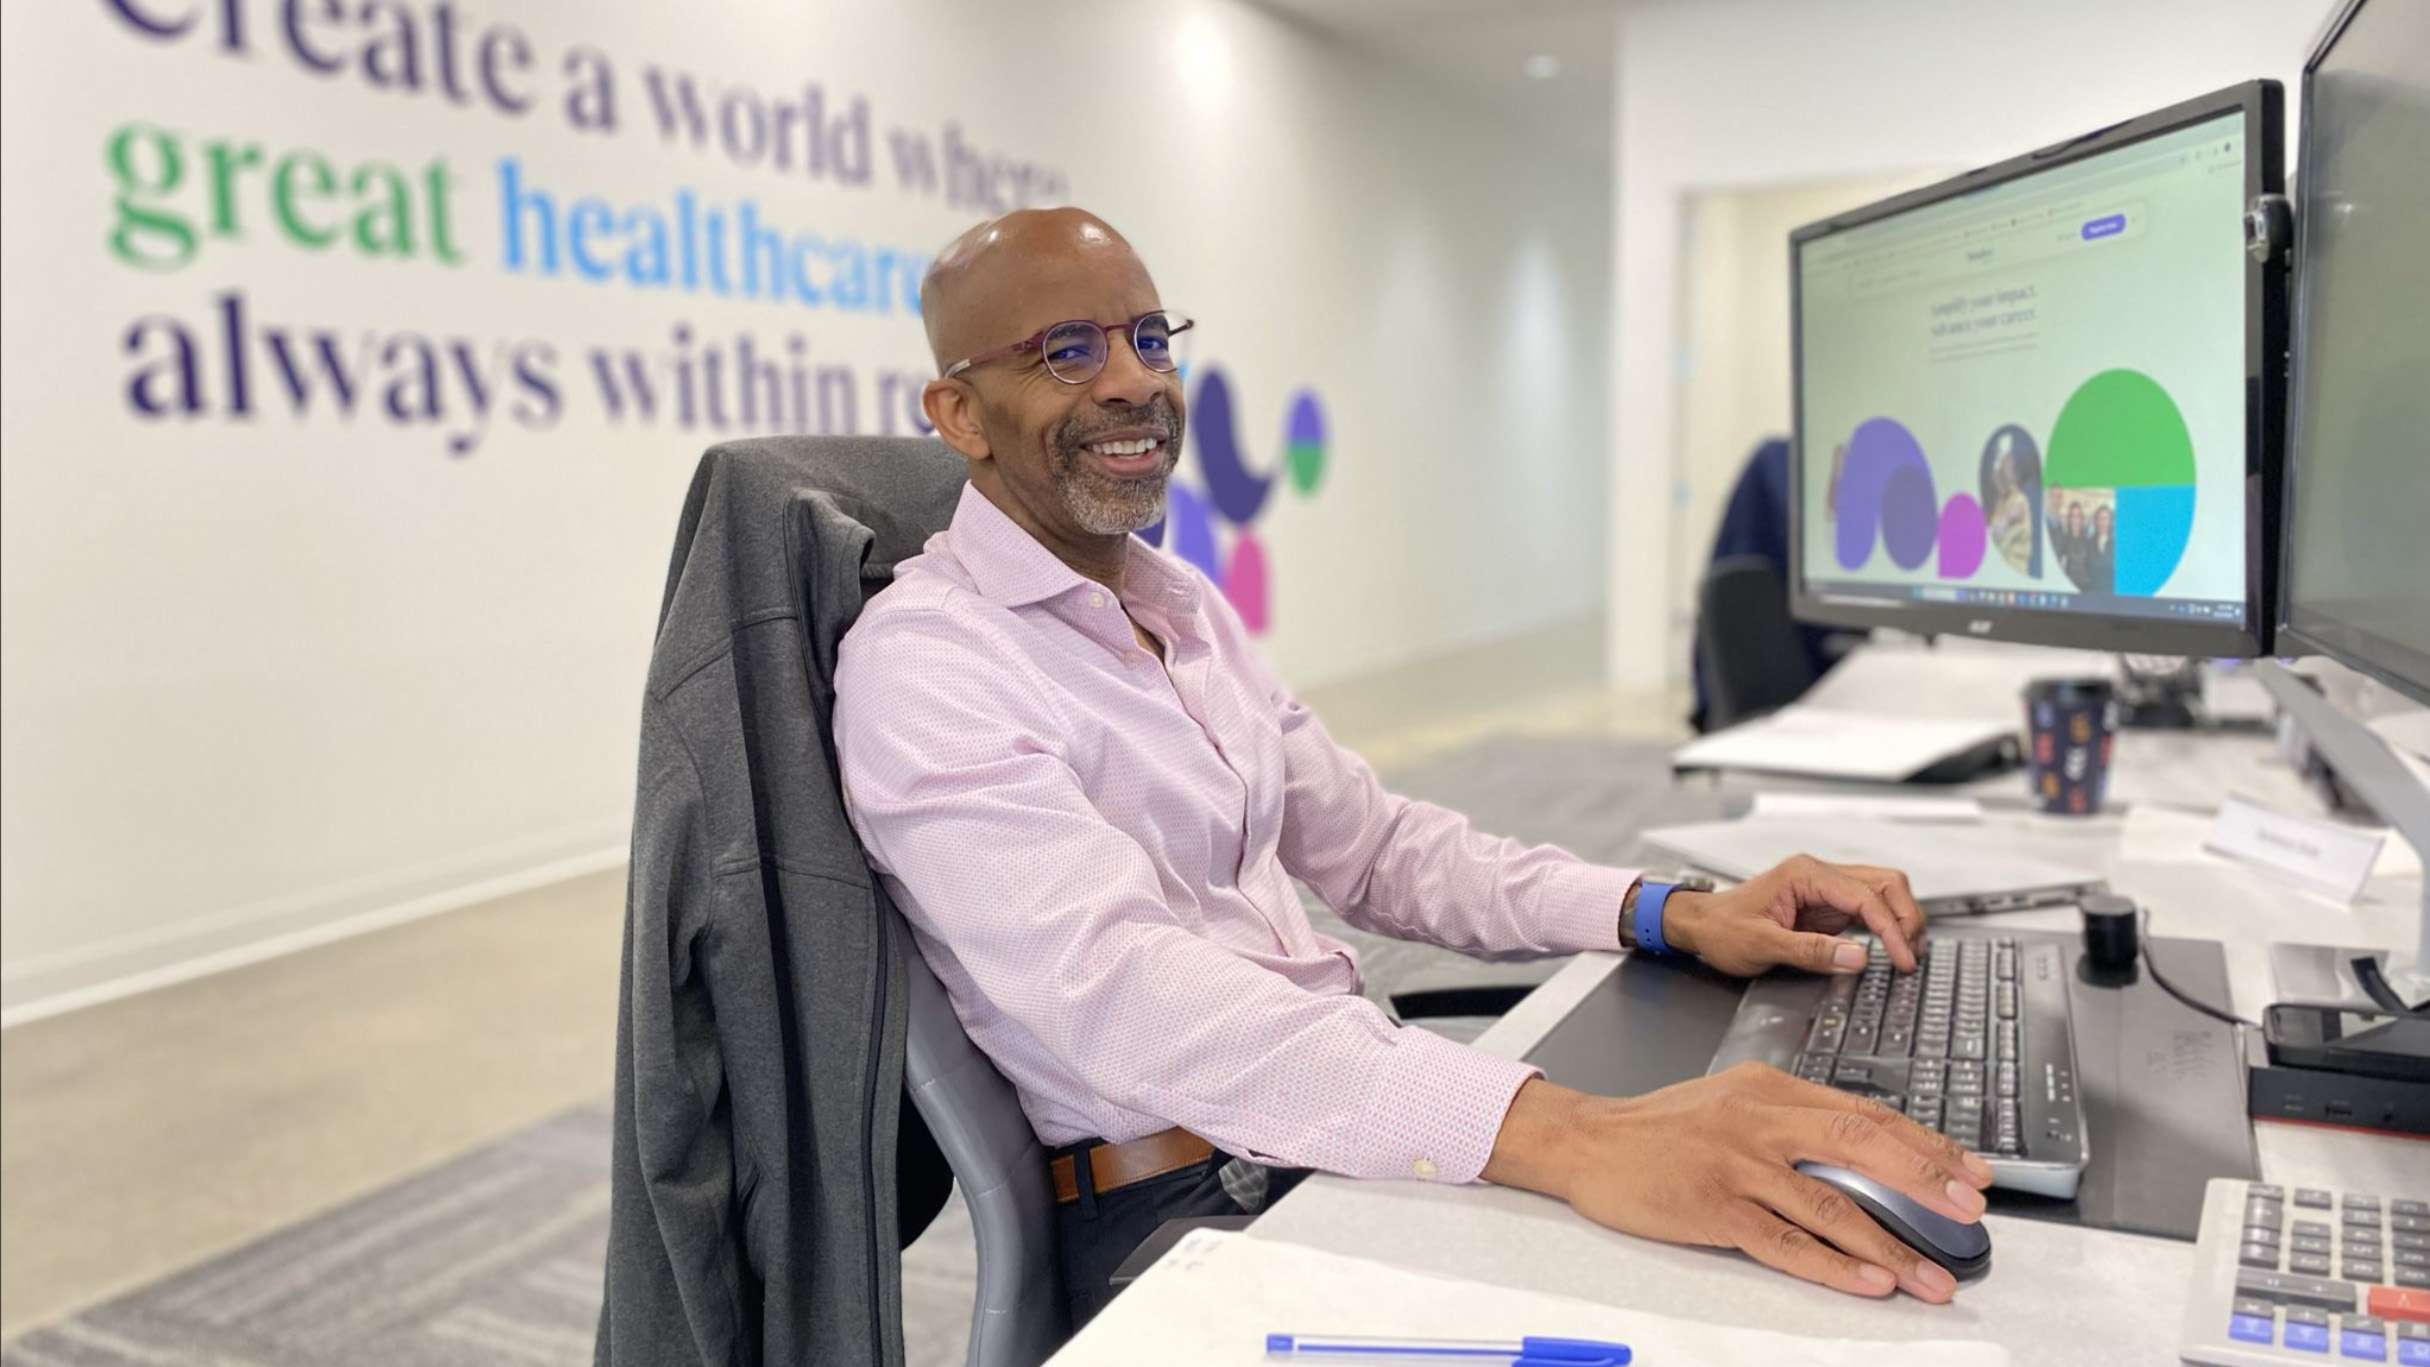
[947,482,1205,618]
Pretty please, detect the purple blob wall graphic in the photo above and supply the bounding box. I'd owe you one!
[1937,493,1987,578]
[1834,417,1934,570]
[1162,481,1222,583]
[1144,365,1330,634]
[1191,368,1276,526]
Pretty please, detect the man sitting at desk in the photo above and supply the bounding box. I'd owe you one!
[834,208,1994,1326]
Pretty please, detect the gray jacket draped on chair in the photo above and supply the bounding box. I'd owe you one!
[596,437,965,1367]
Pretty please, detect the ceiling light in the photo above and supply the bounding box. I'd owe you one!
[1525,54,1558,81]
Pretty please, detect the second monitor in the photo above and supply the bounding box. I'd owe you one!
[1789,81,2286,658]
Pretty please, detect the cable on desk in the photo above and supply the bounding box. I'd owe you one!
[2139,908,2259,1031]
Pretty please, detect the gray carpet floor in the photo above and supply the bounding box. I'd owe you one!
[2,732,1680,1367]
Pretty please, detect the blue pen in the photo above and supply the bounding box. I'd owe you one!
[1265,1334,1630,1366]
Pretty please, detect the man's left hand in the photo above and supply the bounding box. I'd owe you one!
[1658,855,1926,976]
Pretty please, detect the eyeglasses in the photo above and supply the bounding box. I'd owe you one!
[942,310,1194,385]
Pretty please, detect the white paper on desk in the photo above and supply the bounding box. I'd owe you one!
[1752,792,1985,823]
[1049,1229,2009,1367]
[1672,707,2015,782]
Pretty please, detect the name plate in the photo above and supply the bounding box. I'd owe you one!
[2203,793,2386,904]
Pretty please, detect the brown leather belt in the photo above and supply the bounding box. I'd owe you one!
[1050,1127,1215,1204]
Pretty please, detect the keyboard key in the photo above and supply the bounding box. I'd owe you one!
[2229,1312,2275,1344]
[2301,1220,2336,1238]
[2393,1201,2429,1218]
[2302,1238,2341,1257]
[2293,1253,2334,1275]
[2244,1268,2363,1310]
[2397,1250,2430,1269]
[2354,1210,2389,1229]
[2241,1297,2285,1317]
[2397,1216,2430,1235]
[2400,1322,2430,1339]
[2400,1269,2430,1290]
[2350,1263,2389,1283]
[2290,1322,2334,1354]
[2369,1295,2430,1332]
[2301,1190,2339,1208]
[2352,1197,2387,1212]
[2399,1340,2430,1365]
[2395,1233,2430,1251]
[2251,1224,2286,1245]
[2358,1319,2393,1335]
[2343,1329,2389,1360]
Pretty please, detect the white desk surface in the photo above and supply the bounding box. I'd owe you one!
[1056,643,2430,1365]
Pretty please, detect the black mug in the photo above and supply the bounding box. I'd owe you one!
[2024,677,2118,816]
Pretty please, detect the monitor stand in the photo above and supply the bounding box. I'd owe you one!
[2254,663,2430,1013]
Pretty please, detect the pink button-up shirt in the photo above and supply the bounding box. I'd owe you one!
[835,484,1638,1184]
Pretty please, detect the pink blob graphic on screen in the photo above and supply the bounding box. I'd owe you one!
[1223,527,1269,632]
[1937,493,1987,578]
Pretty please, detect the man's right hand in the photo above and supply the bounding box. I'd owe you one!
[1481,1064,1993,1303]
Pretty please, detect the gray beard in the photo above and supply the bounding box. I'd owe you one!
[1054,447,1177,536]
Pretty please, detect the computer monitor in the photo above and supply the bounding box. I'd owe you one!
[2265,0,2430,1009]
[1788,82,2286,658]
[2278,0,2430,709]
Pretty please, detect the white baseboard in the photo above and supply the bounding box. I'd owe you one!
[1,840,630,1029]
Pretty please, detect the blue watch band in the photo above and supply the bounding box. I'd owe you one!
[1633,880,1680,955]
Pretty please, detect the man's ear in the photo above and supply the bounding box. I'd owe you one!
[922,380,992,463]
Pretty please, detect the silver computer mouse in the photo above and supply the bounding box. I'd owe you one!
[1795,1161,1993,1282]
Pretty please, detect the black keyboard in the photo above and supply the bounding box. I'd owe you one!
[1707,931,2090,1199]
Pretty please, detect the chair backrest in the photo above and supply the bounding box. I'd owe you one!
[714,435,1070,1367]
[1695,553,1819,732]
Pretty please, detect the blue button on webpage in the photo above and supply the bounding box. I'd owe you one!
[2080,213,2127,240]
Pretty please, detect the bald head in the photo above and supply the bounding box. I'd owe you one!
[921,208,1157,373]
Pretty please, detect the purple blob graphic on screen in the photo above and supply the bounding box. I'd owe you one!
[1191,369,1276,525]
[1224,526,1270,632]
[1879,465,1939,570]
[1937,493,1987,578]
[1834,417,1933,569]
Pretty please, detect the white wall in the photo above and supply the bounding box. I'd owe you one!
[0,0,1609,1008]
[1606,0,2330,688]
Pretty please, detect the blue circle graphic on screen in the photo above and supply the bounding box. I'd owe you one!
[1833,417,1933,570]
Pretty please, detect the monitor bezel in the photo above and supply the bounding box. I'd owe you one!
[2273,0,2430,708]
[1786,80,2286,658]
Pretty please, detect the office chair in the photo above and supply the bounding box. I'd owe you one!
[1694,553,1821,732]
[645,433,1065,1367]
[719,434,1534,1367]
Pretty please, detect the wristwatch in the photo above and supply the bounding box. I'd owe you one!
[1629,873,1717,956]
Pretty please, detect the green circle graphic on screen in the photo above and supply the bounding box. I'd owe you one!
[2042,368,2197,597]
